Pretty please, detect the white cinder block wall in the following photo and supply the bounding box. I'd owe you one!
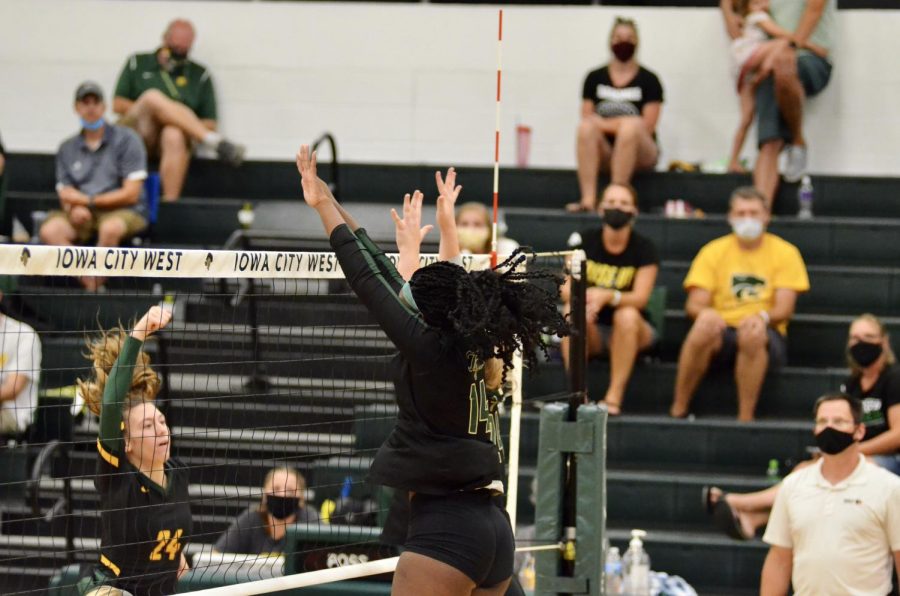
[0,0,898,175]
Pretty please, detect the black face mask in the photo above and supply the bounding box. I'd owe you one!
[602,208,634,230]
[266,495,299,520]
[168,47,189,61]
[815,426,856,455]
[611,41,636,62]
[849,341,883,368]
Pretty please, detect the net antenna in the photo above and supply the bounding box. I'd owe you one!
[490,9,503,269]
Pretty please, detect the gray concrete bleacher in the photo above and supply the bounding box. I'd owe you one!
[2,156,899,594]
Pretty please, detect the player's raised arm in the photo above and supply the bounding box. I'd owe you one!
[391,190,433,281]
[297,144,345,236]
[435,167,462,262]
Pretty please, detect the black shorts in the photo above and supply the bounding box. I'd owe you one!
[405,491,514,588]
[711,326,788,370]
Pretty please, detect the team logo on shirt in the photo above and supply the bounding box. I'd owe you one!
[731,274,766,299]
[595,85,641,118]
[586,261,635,290]
[861,397,884,425]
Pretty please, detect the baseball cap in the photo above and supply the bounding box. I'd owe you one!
[75,81,104,102]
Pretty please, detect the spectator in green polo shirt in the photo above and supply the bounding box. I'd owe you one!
[113,19,245,202]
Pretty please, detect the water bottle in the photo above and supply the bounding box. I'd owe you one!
[605,546,624,595]
[623,529,651,596]
[797,176,814,219]
[519,554,536,595]
[767,459,781,484]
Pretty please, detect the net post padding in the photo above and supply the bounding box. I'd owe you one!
[533,403,605,596]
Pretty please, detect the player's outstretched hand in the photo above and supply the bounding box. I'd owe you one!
[131,306,173,342]
[391,190,433,253]
[296,145,329,208]
[435,167,462,231]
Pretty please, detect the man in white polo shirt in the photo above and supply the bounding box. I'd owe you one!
[0,293,41,435]
[761,393,900,596]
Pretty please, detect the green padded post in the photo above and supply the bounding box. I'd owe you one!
[535,403,567,595]
[534,403,607,595]
[575,404,606,596]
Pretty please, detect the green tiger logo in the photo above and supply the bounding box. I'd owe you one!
[731,274,765,299]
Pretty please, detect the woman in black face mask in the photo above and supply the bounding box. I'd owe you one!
[563,183,659,415]
[569,17,664,213]
[214,467,318,554]
[703,314,900,540]
[842,313,900,475]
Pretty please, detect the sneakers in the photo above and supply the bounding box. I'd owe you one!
[216,140,246,167]
[782,144,807,183]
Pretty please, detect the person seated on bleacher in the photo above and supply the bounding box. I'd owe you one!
[669,186,808,421]
[0,293,41,436]
[40,82,148,291]
[214,467,318,555]
[562,183,659,415]
[721,0,835,206]
[568,17,663,213]
[454,199,519,257]
[113,19,244,202]
[705,313,900,540]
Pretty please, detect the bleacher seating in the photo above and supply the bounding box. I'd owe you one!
[2,155,900,594]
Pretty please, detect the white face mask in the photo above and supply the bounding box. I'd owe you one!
[730,217,764,240]
[457,226,490,252]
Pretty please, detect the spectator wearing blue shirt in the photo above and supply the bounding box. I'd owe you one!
[40,82,148,290]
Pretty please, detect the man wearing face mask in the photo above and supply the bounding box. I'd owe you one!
[214,467,318,555]
[113,19,244,202]
[670,186,809,421]
[564,183,658,415]
[40,82,149,290]
[569,17,663,213]
[760,394,900,596]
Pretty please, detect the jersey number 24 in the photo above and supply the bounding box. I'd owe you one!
[150,529,183,561]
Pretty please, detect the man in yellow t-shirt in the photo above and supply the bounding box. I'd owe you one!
[670,187,809,421]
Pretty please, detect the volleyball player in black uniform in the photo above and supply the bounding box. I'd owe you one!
[297,146,567,596]
[77,306,192,596]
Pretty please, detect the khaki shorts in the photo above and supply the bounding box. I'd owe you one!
[119,113,195,160]
[46,209,147,244]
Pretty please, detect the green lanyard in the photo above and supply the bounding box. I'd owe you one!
[159,70,181,100]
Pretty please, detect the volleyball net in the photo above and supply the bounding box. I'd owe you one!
[0,243,582,595]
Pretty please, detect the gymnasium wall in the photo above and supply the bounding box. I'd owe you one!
[1,0,898,175]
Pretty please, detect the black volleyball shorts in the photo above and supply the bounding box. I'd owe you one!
[405,490,515,588]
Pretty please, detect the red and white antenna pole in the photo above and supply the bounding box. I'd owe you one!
[491,9,503,269]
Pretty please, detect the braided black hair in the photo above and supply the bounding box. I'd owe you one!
[409,250,569,383]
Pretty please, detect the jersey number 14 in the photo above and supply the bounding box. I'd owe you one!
[467,379,502,455]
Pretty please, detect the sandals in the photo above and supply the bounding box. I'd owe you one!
[702,485,751,541]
